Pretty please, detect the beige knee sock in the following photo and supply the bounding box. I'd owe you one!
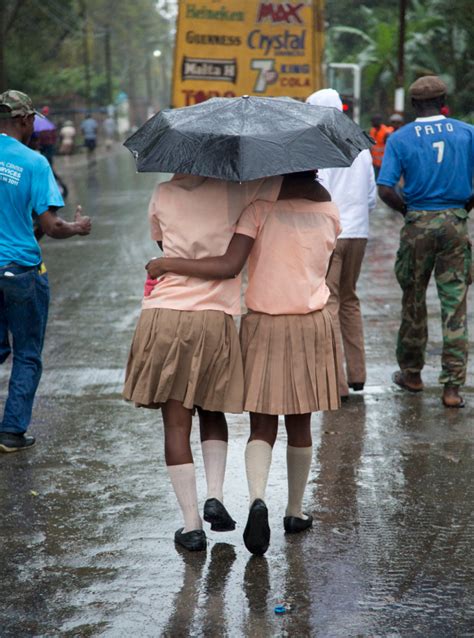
[167,463,202,533]
[286,445,313,519]
[245,440,273,505]
[201,439,227,502]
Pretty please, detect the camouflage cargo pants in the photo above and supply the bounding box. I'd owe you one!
[395,208,472,386]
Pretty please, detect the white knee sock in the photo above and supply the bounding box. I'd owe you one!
[201,439,227,502]
[167,463,202,533]
[245,440,273,505]
[286,445,313,519]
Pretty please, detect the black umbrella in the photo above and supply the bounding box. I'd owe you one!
[124,95,373,182]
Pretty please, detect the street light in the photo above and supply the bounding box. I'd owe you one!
[146,50,163,117]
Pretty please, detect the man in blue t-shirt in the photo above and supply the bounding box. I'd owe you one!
[0,90,92,452]
[378,76,473,408]
[80,114,98,162]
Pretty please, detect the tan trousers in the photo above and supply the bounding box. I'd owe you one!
[326,238,367,396]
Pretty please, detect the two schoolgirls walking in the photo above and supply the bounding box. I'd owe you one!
[126,171,341,555]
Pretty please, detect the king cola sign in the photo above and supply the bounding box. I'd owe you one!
[172,1,323,106]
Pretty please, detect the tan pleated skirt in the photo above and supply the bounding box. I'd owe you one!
[123,308,244,413]
[240,308,340,415]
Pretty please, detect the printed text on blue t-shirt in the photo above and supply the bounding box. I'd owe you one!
[0,161,23,186]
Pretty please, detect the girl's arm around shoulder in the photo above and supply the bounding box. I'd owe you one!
[146,233,254,280]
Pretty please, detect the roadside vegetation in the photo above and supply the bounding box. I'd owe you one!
[1,0,472,121]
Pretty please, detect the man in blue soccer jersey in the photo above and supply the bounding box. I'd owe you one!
[378,75,473,408]
[0,90,92,452]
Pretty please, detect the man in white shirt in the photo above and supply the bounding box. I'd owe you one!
[306,89,376,399]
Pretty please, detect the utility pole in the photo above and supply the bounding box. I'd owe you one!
[79,0,92,110]
[104,26,113,106]
[395,0,407,113]
[0,7,5,92]
[145,54,153,115]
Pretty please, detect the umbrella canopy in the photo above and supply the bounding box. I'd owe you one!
[124,96,373,181]
[34,114,56,133]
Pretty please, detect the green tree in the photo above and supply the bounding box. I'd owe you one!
[0,0,175,124]
[325,0,473,121]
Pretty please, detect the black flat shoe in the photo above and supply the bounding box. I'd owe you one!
[174,528,207,552]
[0,432,36,453]
[283,514,313,534]
[203,498,236,531]
[243,499,270,556]
[349,382,364,392]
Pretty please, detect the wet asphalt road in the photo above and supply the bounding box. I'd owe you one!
[0,149,473,637]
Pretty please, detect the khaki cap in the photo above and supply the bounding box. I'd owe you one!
[0,89,42,119]
[409,76,447,100]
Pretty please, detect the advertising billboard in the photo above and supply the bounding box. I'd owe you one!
[172,1,325,107]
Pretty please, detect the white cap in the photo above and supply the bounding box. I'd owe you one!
[306,88,343,112]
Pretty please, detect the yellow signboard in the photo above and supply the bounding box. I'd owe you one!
[172,0,325,107]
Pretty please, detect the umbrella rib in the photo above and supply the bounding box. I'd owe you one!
[314,126,357,163]
[171,99,238,128]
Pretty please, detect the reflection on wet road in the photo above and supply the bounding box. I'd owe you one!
[1,152,473,636]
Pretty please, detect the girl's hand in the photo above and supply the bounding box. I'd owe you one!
[146,257,167,279]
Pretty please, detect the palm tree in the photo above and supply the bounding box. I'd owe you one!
[325,1,473,120]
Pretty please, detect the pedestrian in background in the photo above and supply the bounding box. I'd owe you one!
[80,113,98,161]
[377,75,473,408]
[35,105,57,166]
[307,89,376,400]
[59,120,76,155]
[103,115,116,150]
[0,90,92,453]
[369,114,393,178]
[389,113,404,132]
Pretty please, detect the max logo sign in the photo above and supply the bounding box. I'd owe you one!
[257,2,305,24]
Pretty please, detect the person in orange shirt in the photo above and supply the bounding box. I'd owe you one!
[369,114,394,178]
[147,172,341,556]
[123,174,281,552]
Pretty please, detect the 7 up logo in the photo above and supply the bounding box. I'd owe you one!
[251,59,278,92]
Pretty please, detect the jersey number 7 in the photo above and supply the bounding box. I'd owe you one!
[432,141,445,163]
